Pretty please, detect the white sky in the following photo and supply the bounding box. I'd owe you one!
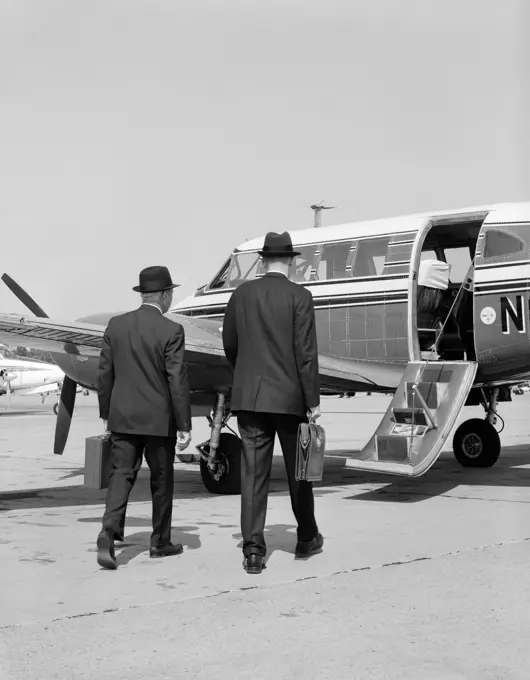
[1,0,528,318]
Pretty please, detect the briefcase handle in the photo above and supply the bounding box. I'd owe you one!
[299,422,311,449]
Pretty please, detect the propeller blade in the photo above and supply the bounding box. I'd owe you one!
[53,376,78,455]
[2,273,80,454]
[1,274,49,318]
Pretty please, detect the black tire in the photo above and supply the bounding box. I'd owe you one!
[53,402,59,416]
[452,418,501,468]
[200,432,242,495]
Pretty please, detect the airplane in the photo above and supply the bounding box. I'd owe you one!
[0,200,529,495]
[512,381,530,396]
[0,351,66,411]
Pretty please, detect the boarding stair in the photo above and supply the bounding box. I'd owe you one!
[344,360,478,477]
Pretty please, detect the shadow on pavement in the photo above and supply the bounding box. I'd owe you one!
[2,444,530,512]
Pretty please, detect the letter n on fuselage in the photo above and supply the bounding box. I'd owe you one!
[500,295,525,334]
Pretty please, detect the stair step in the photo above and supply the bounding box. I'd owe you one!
[392,407,429,426]
[344,458,415,475]
[405,381,446,409]
[376,434,410,463]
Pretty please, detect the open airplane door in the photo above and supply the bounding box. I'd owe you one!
[344,360,477,476]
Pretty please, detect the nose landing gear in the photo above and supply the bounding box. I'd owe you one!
[195,391,242,495]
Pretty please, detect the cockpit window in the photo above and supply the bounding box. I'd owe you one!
[483,229,524,259]
[207,245,318,290]
[208,258,231,290]
[227,252,261,287]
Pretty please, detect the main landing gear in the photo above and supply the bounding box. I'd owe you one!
[196,391,242,495]
[452,387,502,468]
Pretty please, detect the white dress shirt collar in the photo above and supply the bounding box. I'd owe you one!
[142,302,163,314]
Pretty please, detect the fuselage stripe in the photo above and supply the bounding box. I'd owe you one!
[475,260,530,270]
[475,279,530,291]
[475,286,530,296]
[178,295,409,318]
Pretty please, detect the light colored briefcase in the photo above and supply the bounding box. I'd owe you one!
[84,433,112,490]
[295,420,326,482]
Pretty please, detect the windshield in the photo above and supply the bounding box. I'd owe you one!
[227,252,261,287]
[207,245,317,290]
[208,251,262,290]
[208,257,231,290]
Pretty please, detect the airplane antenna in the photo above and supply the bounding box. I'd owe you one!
[309,201,336,228]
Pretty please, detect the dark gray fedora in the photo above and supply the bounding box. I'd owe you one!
[132,266,180,293]
[258,231,300,258]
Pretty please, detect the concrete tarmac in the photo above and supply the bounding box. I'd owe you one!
[1,393,530,678]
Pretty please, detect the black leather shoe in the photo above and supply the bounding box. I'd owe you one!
[243,554,265,574]
[149,542,184,559]
[97,532,117,570]
[295,532,324,559]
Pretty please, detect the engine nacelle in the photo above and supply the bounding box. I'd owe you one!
[0,370,16,385]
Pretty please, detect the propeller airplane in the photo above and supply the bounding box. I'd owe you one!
[1,201,530,495]
[0,352,66,411]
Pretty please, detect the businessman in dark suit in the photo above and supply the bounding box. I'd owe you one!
[222,232,323,575]
[96,265,192,570]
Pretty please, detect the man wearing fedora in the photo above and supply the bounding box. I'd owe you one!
[222,232,323,575]
[96,265,192,570]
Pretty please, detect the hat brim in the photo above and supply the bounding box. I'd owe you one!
[258,250,300,258]
[132,283,180,293]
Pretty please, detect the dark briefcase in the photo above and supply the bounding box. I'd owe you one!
[295,420,326,482]
[84,434,112,490]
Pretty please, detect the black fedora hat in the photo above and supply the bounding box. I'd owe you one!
[258,231,300,258]
[132,266,180,293]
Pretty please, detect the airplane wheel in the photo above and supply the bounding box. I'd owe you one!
[199,432,242,495]
[452,418,501,468]
[53,402,59,416]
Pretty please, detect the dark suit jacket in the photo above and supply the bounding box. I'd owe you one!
[97,304,192,437]
[222,272,320,416]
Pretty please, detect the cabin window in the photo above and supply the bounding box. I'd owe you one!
[208,257,231,290]
[227,251,261,287]
[312,241,353,281]
[352,237,390,277]
[444,247,471,283]
[290,245,318,282]
[483,229,524,259]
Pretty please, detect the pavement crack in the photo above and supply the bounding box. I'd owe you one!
[2,535,530,631]
[373,490,530,504]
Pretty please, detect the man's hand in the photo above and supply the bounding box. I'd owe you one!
[103,419,109,433]
[308,405,321,421]
[177,431,191,451]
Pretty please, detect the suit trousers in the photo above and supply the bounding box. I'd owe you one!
[236,411,319,557]
[100,432,176,548]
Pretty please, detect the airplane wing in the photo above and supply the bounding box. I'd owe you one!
[18,382,61,396]
[0,314,104,357]
[0,311,404,392]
